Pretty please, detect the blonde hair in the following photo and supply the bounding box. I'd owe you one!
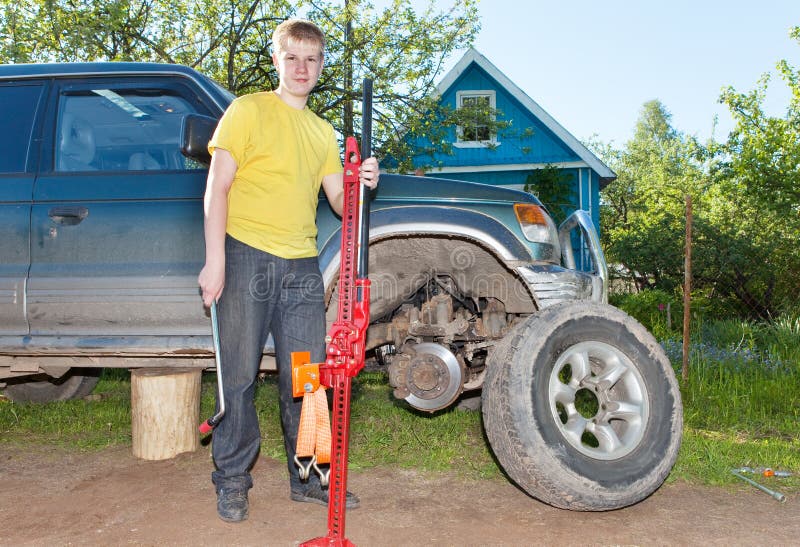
[272,19,325,56]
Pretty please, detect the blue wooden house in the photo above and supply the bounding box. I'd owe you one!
[407,48,616,232]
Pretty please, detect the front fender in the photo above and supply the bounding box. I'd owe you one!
[318,205,537,288]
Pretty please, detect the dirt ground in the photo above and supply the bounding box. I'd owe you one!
[0,444,797,546]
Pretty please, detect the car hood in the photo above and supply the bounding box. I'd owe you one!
[374,174,540,205]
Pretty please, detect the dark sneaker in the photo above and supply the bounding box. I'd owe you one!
[216,487,249,523]
[291,483,360,509]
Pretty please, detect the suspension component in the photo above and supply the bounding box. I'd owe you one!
[389,342,464,412]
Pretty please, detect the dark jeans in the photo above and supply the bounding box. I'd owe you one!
[211,235,326,493]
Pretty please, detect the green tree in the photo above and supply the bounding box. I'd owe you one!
[598,97,793,318]
[1,0,195,63]
[710,25,800,317]
[0,0,480,163]
[718,27,800,217]
[524,165,574,224]
[599,100,705,292]
[0,0,295,87]
[598,25,800,319]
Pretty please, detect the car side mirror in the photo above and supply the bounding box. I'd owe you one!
[180,114,217,166]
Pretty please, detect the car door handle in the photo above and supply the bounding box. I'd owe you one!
[48,206,89,226]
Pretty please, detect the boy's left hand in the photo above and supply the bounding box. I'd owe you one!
[359,157,380,189]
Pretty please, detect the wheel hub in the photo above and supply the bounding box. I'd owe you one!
[402,343,463,412]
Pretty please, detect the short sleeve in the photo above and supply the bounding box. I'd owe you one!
[319,125,343,179]
[208,97,252,167]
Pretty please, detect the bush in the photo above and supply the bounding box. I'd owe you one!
[611,288,681,337]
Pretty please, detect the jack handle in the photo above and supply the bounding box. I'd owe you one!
[731,468,786,502]
[200,300,225,434]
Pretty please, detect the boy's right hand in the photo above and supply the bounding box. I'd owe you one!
[198,262,225,307]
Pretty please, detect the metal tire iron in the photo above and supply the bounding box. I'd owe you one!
[199,300,225,434]
[292,78,374,547]
[731,467,789,502]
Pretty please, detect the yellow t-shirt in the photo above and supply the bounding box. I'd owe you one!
[208,91,342,258]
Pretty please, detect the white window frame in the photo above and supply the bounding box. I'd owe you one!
[454,90,499,148]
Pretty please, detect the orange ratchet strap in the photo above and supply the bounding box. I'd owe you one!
[292,352,332,485]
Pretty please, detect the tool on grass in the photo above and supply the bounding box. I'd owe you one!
[731,468,786,502]
[736,466,792,478]
[292,78,373,547]
[199,300,225,434]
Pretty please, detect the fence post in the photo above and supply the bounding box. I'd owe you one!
[682,194,692,382]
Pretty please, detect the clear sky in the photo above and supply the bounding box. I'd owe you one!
[375,0,800,146]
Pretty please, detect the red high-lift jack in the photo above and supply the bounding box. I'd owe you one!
[292,79,374,547]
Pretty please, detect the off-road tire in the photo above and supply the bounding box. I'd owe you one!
[3,368,101,403]
[482,302,682,511]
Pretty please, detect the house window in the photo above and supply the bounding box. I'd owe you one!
[456,90,497,146]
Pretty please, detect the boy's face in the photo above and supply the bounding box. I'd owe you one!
[272,38,324,101]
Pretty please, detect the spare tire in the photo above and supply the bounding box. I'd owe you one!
[482,302,682,511]
[3,368,101,403]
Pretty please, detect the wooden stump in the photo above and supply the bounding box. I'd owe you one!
[131,367,201,460]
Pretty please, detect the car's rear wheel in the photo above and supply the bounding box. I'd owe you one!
[482,302,682,511]
[2,368,101,403]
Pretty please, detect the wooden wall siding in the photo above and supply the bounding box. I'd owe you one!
[412,64,580,168]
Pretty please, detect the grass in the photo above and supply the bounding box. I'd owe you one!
[0,369,132,449]
[1,368,497,480]
[1,316,798,494]
[662,315,800,491]
[220,371,498,479]
[347,374,497,478]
